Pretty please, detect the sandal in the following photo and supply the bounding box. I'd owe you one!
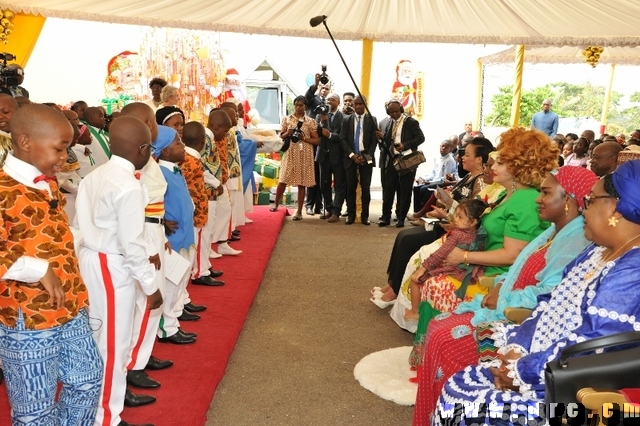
[292,215,302,221]
[269,207,278,212]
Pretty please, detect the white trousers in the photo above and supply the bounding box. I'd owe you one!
[212,186,231,243]
[158,247,194,338]
[128,222,165,371]
[244,184,254,213]
[79,248,135,426]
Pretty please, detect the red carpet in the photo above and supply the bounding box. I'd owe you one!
[0,206,287,426]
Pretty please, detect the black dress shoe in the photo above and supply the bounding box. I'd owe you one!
[118,420,155,426]
[192,275,225,286]
[124,388,156,407]
[178,309,201,321]
[378,220,390,227]
[232,229,240,236]
[230,235,241,242]
[362,219,371,226]
[184,302,207,313]
[209,269,223,278]
[396,220,405,228]
[127,370,160,389]
[178,327,197,338]
[145,355,173,371]
[345,218,355,225]
[157,332,196,345]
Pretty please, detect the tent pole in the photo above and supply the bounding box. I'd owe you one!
[475,59,483,131]
[361,38,373,99]
[510,45,525,126]
[600,63,616,135]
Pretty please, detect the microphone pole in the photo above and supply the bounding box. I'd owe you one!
[309,15,375,120]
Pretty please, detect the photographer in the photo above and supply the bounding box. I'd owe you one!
[379,99,425,228]
[315,93,345,222]
[271,96,319,220]
[342,92,355,115]
[7,64,28,99]
[339,95,379,225]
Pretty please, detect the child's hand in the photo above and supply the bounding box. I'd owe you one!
[411,266,426,284]
[40,264,65,310]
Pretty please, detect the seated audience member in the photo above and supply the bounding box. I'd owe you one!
[551,135,566,166]
[564,136,589,167]
[581,129,595,144]
[412,166,597,424]
[435,161,640,426]
[412,140,458,213]
[589,141,623,177]
[561,141,574,164]
[160,85,181,108]
[1,103,103,425]
[71,100,88,121]
[564,132,578,143]
[14,96,30,108]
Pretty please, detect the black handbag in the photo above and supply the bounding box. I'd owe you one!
[544,331,640,405]
[393,150,426,174]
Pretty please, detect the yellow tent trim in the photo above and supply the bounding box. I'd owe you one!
[5,13,46,67]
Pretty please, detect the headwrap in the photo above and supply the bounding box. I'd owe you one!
[155,106,185,125]
[612,160,640,224]
[550,165,598,210]
[152,125,177,158]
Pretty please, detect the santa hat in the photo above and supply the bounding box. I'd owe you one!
[107,51,137,75]
[226,68,240,79]
[396,59,412,74]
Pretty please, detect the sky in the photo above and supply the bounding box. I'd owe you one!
[23,18,640,165]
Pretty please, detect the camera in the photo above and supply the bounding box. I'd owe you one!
[0,52,19,87]
[319,64,329,85]
[290,120,303,142]
[313,99,329,116]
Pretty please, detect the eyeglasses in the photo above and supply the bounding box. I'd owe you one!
[139,143,156,153]
[583,194,617,209]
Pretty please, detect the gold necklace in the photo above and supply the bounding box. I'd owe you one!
[585,233,640,280]
[535,233,556,253]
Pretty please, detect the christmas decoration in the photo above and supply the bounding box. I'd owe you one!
[582,46,604,68]
[0,9,15,44]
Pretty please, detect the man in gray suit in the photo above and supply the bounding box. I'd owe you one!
[316,93,346,222]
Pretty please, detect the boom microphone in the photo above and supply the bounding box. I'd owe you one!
[309,15,327,27]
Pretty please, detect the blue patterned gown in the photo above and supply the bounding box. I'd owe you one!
[436,244,640,425]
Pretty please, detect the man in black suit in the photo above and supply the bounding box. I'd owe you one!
[339,95,379,225]
[379,100,425,228]
[316,93,346,222]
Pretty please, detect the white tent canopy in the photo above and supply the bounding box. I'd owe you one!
[5,0,640,45]
[481,45,640,65]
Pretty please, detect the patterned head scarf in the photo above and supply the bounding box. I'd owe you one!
[155,106,185,125]
[612,160,640,224]
[152,125,177,158]
[550,165,598,210]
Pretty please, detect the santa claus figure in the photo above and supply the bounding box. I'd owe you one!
[217,68,252,127]
[391,59,417,117]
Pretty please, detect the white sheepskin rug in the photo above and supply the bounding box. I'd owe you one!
[353,346,417,406]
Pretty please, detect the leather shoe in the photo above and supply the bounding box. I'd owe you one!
[158,332,196,345]
[178,327,197,338]
[327,214,339,223]
[124,388,156,407]
[396,220,405,228]
[145,355,173,371]
[191,276,225,286]
[306,207,314,215]
[178,309,200,321]
[362,219,371,226]
[378,220,390,227]
[230,235,241,242]
[127,370,160,389]
[231,229,240,236]
[345,218,355,225]
[184,302,207,313]
[118,420,155,426]
[319,213,330,220]
[209,269,224,278]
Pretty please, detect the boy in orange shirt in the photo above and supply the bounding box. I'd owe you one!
[0,104,103,424]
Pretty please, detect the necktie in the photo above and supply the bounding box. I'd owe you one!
[354,116,361,155]
[173,166,182,174]
[33,174,54,183]
[328,112,332,128]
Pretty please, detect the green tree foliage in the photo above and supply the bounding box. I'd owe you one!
[485,82,627,131]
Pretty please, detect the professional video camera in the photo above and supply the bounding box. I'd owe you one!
[290,120,304,142]
[319,64,329,85]
[0,52,19,87]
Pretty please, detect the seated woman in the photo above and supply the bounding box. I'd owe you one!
[408,127,558,370]
[435,161,640,426]
[372,138,495,306]
[411,165,598,425]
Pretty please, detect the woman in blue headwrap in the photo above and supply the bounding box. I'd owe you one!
[434,160,640,426]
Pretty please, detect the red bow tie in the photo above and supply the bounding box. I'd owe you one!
[33,174,54,184]
[134,172,141,180]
